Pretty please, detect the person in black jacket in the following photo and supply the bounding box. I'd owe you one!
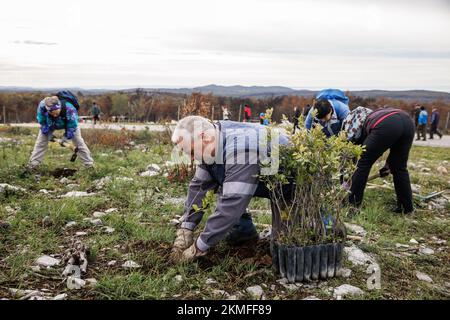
[429,108,443,139]
[292,106,302,133]
[343,107,415,214]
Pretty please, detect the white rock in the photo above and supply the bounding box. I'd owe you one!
[122,260,141,269]
[105,208,118,214]
[344,245,375,266]
[53,293,68,300]
[59,177,70,184]
[103,227,115,234]
[409,239,419,245]
[85,278,98,286]
[205,278,217,285]
[93,177,112,189]
[421,167,431,173]
[93,211,107,218]
[30,265,41,272]
[410,184,421,194]
[107,260,117,267]
[437,166,448,175]
[169,219,180,226]
[258,227,272,240]
[147,164,161,172]
[67,277,86,290]
[140,170,159,177]
[66,184,79,190]
[246,285,264,299]
[75,232,88,236]
[344,223,367,237]
[338,268,352,278]
[419,247,435,255]
[84,218,103,226]
[416,272,433,283]
[333,284,364,300]
[174,275,183,283]
[64,221,77,229]
[39,189,50,194]
[0,183,26,193]
[35,255,60,267]
[303,296,321,300]
[395,243,410,249]
[60,191,95,198]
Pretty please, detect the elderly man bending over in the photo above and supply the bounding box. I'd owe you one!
[170,116,288,263]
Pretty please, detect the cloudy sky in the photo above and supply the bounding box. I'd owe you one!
[1,0,449,91]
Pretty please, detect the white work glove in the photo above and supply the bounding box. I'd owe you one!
[170,228,194,261]
[180,241,207,263]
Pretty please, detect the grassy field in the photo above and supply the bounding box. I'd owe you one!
[0,125,449,300]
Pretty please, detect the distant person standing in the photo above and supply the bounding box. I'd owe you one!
[414,105,421,133]
[91,102,101,125]
[417,106,428,141]
[293,106,302,133]
[429,108,443,139]
[243,104,251,122]
[222,106,230,120]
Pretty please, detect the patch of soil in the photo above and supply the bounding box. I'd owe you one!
[50,168,78,178]
[200,239,272,269]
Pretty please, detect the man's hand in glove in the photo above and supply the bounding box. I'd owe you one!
[170,228,194,261]
[179,241,207,263]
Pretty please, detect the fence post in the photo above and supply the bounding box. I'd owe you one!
[2,106,5,124]
[211,105,215,121]
[238,104,242,122]
[445,111,450,133]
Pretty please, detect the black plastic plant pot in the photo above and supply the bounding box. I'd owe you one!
[272,241,344,283]
[311,245,320,280]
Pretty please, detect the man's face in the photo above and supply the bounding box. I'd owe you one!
[49,109,61,118]
[175,130,216,163]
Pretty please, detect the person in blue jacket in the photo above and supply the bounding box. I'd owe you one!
[305,89,350,137]
[27,96,94,169]
[416,106,428,141]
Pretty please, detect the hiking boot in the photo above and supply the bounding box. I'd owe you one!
[20,165,38,178]
[225,211,258,246]
[391,206,414,215]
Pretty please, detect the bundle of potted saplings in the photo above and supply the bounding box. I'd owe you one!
[260,116,364,283]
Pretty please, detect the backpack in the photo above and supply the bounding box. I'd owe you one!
[342,106,373,143]
[56,91,80,131]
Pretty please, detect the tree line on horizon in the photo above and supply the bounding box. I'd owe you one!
[0,89,449,128]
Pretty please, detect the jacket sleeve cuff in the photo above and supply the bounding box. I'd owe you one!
[180,222,197,231]
[196,236,210,252]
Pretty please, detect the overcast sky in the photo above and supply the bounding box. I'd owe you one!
[1,0,449,91]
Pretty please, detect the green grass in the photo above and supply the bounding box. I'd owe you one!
[0,125,449,300]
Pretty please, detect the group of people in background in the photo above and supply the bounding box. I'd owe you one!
[414,105,443,141]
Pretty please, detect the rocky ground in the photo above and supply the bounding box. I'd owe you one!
[0,126,449,300]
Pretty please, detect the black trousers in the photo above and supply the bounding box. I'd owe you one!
[430,125,442,139]
[350,113,415,212]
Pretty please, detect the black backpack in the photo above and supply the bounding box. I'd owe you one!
[56,90,80,131]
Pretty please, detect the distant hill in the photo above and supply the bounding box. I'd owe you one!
[1,85,449,103]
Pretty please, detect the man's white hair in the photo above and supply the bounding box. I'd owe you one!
[171,115,214,144]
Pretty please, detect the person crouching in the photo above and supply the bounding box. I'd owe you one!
[27,96,94,169]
